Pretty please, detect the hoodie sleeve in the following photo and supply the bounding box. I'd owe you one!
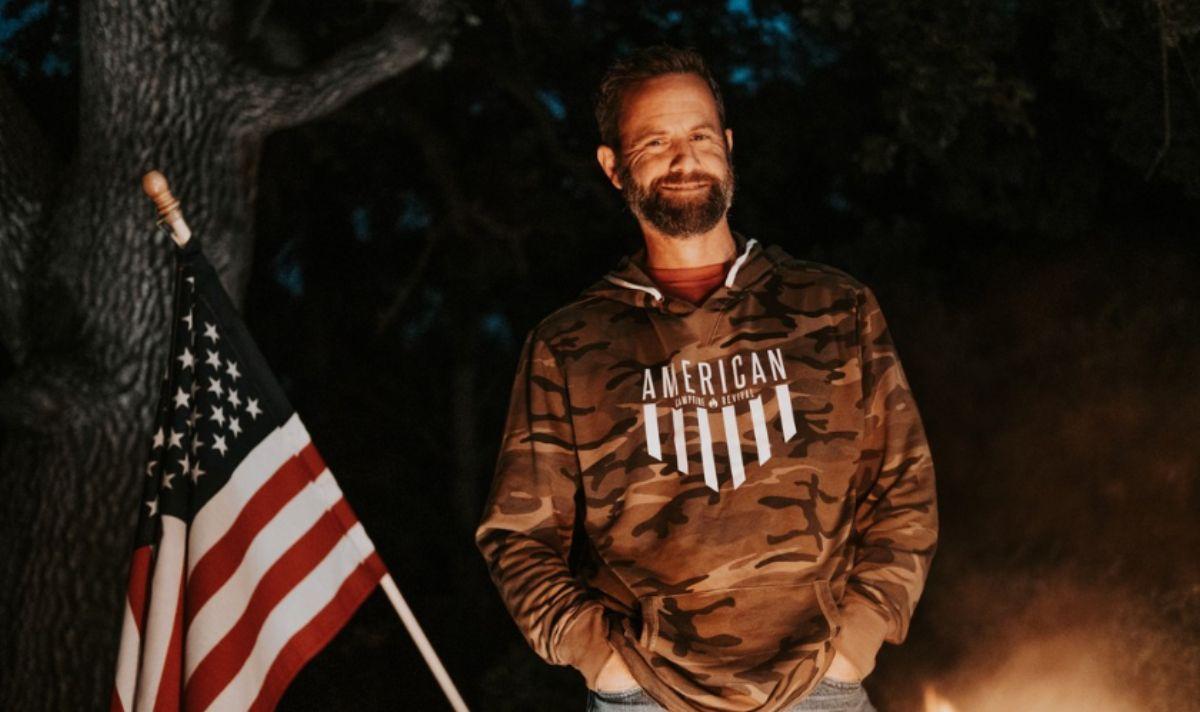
[830,285,940,679]
[474,328,614,689]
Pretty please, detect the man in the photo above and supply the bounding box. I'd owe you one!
[475,45,938,712]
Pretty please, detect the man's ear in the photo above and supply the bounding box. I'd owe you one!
[725,127,734,153]
[596,145,622,189]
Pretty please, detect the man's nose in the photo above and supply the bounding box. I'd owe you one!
[667,138,701,171]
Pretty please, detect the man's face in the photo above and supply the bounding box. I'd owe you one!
[606,73,735,237]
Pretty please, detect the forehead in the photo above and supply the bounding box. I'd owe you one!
[618,73,721,144]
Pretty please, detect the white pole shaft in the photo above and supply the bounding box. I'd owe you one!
[380,573,471,712]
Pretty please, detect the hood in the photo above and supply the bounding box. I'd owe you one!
[580,231,785,315]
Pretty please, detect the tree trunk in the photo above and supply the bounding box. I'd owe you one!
[0,0,448,706]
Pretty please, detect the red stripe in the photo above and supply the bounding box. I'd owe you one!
[152,564,187,711]
[249,553,386,712]
[127,545,153,635]
[183,499,358,711]
[110,687,126,712]
[186,443,321,620]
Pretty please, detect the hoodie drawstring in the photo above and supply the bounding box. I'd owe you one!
[604,237,759,304]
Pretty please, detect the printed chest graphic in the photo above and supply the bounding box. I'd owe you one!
[639,346,798,492]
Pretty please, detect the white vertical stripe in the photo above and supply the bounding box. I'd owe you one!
[672,408,688,474]
[205,525,373,711]
[114,600,140,711]
[134,515,187,712]
[775,384,797,441]
[695,408,719,492]
[642,403,661,460]
[748,397,772,465]
[189,414,310,573]
[185,469,338,680]
[721,406,746,489]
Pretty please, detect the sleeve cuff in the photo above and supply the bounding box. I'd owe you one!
[555,602,614,689]
[829,597,891,679]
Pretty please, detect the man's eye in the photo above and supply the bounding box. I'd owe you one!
[691,134,709,141]
[647,139,664,147]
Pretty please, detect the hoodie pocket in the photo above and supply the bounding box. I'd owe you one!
[636,580,838,689]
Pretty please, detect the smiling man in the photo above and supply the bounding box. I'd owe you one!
[475,46,938,712]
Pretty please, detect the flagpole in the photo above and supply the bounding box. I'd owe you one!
[380,573,471,712]
[142,170,191,247]
[141,170,472,712]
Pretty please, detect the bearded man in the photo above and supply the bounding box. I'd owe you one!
[475,45,938,712]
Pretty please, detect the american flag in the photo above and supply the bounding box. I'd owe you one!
[112,233,387,711]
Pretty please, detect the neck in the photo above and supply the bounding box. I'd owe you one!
[641,218,736,269]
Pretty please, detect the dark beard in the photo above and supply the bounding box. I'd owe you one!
[618,155,735,237]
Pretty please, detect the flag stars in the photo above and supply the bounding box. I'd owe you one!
[152,428,165,449]
[145,461,157,477]
[189,461,206,483]
[246,398,262,420]
[205,349,222,369]
[225,360,241,382]
[177,347,194,370]
[207,376,224,398]
[228,417,242,437]
[145,497,159,517]
[191,433,203,454]
[203,322,220,344]
[177,453,189,476]
[173,387,190,409]
[212,434,228,456]
[227,388,241,409]
[182,308,194,331]
[162,470,176,490]
[168,429,184,449]
[210,404,226,426]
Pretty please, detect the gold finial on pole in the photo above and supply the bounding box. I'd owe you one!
[142,170,192,247]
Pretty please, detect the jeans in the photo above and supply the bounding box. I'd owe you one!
[585,678,878,712]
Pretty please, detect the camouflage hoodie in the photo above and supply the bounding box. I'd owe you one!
[475,233,938,712]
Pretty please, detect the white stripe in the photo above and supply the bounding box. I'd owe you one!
[189,413,309,573]
[723,238,759,288]
[721,406,746,488]
[603,275,663,302]
[775,384,797,441]
[134,515,187,712]
[748,396,772,465]
[695,408,719,491]
[113,600,140,711]
[643,404,661,460]
[205,524,373,711]
[185,469,338,680]
[672,408,688,474]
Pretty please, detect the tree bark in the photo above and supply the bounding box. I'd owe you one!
[0,0,449,706]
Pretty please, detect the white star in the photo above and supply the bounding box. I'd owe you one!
[177,453,189,475]
[246,398,262,420]
[152,428,165,449]
[203,322,220,344]
[226,360,241,381]
[227,388,241,409]
[189,377,200,399]
[212,434,228,456]
[162,470,176,490]
[187,408,200,429]
[145,461,156,477]
[189,461,206,483]
[207,376,224,398]
[173,387,189,409]
[182,308,193,331]
[228,417,242,437]
[177,347,194,370]
[168,429,183,449]
[210,404,226,426]
[145,497,159,517]
[191,433,203,454]
[205,349,222,369]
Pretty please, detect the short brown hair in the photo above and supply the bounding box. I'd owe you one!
[593,45,726,153]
